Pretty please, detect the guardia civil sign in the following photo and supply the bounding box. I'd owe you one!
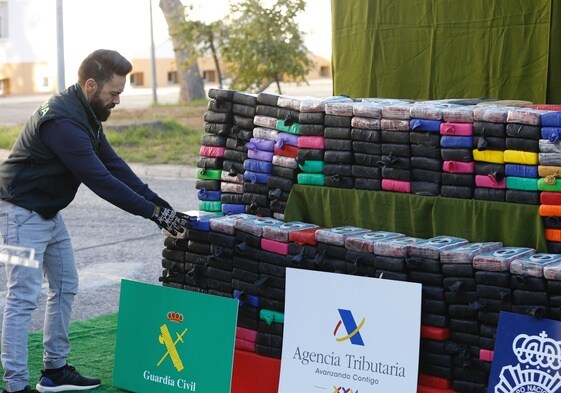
[113,279,238,393]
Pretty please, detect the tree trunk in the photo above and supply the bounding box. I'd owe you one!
[159,0,206,101]
[209,39,223,89]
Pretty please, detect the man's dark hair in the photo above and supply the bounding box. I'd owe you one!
[78,49,133,87]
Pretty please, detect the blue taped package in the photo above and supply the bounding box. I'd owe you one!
[541,112,561,127]
[243,158,273,173]
[409,119,442,132]
[243,170,271,184]
[184,210,220,231]
[221,203,246,215]
[504,164,538,178]
[541,127,561,142]
[197,188,222,201]
[233,290,260,307]
[440,135,474,148]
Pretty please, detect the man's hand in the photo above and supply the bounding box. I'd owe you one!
[149,195,173,210]
[151,206,191,236]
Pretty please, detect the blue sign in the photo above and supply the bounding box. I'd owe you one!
[488,312,561,393]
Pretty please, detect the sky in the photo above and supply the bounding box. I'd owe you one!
[57,0,332,85]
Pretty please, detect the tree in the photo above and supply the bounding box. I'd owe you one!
[176,18,229,89]
[221,0,312,94]
[159,0,205,101]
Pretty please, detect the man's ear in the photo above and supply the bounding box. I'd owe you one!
[85,79,98,97]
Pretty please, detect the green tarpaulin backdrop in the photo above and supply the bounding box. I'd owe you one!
[284,185,548,252]
[331,0,561,103]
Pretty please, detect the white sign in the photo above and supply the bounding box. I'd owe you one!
[279,268,422,393]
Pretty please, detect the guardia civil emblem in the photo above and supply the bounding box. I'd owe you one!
[157,311,188,372]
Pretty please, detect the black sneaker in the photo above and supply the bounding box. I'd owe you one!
[35,365,100,392]
[1,386,39,393]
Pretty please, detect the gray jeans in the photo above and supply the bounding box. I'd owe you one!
[0,201,78,392]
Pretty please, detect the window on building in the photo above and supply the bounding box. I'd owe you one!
[319,66,330,77]
[0,1,8,38]
[43,77,49,87]
[167,71,178,85]
[130,72,144,86]
[203,70,216,83]
[0,78,9,95]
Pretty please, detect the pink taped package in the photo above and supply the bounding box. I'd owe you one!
[440,122,474,136]
[479,349,494,362]
[351,116,381,130]
[260,238,290,255]
[381,179,411,193]
[443,160,475,174]
[236,326,258,342]
[235,337,256,352]
[475,174,506,189]
[298,136,325,149]
[199,145,225,158]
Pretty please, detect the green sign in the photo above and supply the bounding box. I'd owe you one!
[114,280,238,392]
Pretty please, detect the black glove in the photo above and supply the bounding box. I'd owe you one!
[149,195,173,210]
[151,206,191,236]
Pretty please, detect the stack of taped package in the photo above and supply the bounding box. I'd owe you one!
[536,106,561,253]
[159,212,561,393]
[199,90,561,252]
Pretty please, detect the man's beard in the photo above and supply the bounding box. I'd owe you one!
[89,92,115,122]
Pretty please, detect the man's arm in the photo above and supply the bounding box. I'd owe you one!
[97,132,154,197]
[40,119,156,218]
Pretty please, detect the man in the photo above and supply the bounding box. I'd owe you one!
[0,49,190,393]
